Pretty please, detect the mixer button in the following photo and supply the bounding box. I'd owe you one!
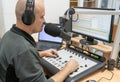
[80,66,83,68]
[58,57,61,59]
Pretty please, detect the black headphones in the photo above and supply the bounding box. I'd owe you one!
[22,0,35,25]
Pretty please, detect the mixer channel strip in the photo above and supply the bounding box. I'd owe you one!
[40,48,105,82]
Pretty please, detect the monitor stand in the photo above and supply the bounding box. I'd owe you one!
[80,36,98,45]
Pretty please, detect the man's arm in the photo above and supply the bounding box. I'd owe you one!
[51,59,79,82]
[39,49,79,82]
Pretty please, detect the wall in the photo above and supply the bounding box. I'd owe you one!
[0,0,17,38]
[0,0,69,38]
[0,0,5,38]
[44,0,69,23]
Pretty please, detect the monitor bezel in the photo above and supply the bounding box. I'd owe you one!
[71,7,115,43]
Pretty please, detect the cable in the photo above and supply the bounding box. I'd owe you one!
[97,70,114,82]
[72,13,79,22]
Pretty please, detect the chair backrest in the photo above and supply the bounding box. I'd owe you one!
[6,65,19,82]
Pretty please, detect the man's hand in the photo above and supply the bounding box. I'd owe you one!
[39,49,58,57]
[51,59,79,82]
[64,59,79,73]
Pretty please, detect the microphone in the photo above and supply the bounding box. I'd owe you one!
[64,7,75,16]
[44,23,71,41]
[59,8,75,30]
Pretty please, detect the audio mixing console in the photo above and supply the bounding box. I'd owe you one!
[40,47,105,82]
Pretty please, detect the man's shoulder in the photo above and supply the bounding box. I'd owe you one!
[0,79,3,82]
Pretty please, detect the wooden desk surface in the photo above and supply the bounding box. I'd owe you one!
[77,68,120,82]
[71,37,112,53]
[44,67,120,82]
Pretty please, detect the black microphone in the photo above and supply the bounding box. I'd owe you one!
[44,23,71,41]
[64,7,75,16]
[63,7,75,21]
[59,8,75,31]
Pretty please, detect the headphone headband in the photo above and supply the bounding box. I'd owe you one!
[25,0,34,11]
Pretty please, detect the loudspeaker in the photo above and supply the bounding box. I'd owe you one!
[22,0,35,25]
[107,58,115,70]
[116,51,120,69]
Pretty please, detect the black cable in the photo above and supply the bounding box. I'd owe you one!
[97,70,114,82]
[72,13,79,22]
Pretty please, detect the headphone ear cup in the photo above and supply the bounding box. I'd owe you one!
[22,10,35,25]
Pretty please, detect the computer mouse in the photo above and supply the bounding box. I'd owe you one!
[86,80,96,82]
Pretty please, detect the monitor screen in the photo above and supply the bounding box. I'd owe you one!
[72,7,115,45]
[38,24,62,43]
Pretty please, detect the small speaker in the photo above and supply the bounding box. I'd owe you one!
[107,58,115,70]
[116,52,120,69]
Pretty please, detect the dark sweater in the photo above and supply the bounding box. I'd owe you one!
[0,25,54,82]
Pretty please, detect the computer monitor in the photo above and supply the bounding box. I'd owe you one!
[72,7,115,45]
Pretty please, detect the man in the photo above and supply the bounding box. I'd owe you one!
[0,0,79,82]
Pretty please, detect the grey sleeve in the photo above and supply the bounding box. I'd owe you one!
[13,48,54,82]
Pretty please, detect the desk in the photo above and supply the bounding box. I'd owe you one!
[77,68,120,82]
[44,67,120,82]
[34,37,119,82]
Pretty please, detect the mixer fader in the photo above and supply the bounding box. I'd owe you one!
[40,48,105,82]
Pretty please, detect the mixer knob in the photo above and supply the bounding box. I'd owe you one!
[85,64,87,67]
[59,57,62,59]
[81,56,84,59]
[80,66,83,68]
[75,68,79,72]
[66,48,68,50]
[65,61,67,63]
[59,60,61,62]
[64,48,66,51]
[69,50,71,53]
[75,53,77,56]
[85,57,87,60]
[70,56,73,58]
